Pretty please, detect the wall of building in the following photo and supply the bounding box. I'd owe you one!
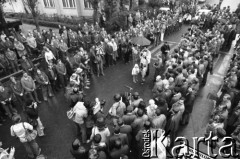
[57,0,78,17]
[3,0,25,13]
[38,0,58,15]
[3,0,95,17]
[77,0,93,17]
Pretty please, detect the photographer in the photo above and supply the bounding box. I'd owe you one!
[0,141,15,159]
[68,87,84,108]
[10,115,41,159]
[24,99,45,137]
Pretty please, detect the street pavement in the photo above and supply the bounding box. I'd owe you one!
[0,10,236,159]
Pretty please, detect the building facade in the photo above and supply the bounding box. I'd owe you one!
[3,0,95,17]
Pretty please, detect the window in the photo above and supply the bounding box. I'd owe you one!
[43,0,55,8]
[62,0,76,8]
[84,0,92,9]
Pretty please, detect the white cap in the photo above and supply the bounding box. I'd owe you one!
[156,75,161,81]
[76,68,83,73]
[149,99,155,105]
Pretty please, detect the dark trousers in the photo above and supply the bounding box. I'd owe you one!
[162,53,168,63]
[25,90,40,103]
[124,52,130,63]
[58,74,67,87]
[146,64,150,77]
[41,84,53,100]
[107,54,113,66]
[1,101,17,118]
[50,79,59,93]
[9,60,19,73]
[75,123,87,143]
[15,94,26,110]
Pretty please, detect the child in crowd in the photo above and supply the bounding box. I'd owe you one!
[132,64,140,83]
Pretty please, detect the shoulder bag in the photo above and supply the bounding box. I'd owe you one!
[22,122,37,142]
[67,108,75,120]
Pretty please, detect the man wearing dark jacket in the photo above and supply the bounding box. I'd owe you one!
[161,41,170,63]
[45,63,59,92]
[117,118,132,150]
[108,126,128,151]
[20,56,34,77]
[35,69,53,101]
[109,138,129,159]
[10,76,26,109]
[55,59,67,88]
[106,40,114,66]
[70,138,89,159]
[0,85,17,118]
[181,88,195,125]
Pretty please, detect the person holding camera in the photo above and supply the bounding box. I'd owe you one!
[24,99,45,137]
[108,94,126,127]
[10,115,41,159]
[0,141,15,159]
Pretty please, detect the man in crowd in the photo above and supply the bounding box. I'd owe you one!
[161,41,170,63]
[35,69,53,101]
[10,76,26,109]
[0,84,17,118]
[21,72,41,103]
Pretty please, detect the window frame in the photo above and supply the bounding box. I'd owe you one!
[84,0,93,9]
[62,0,76,8]
[43,0,55,8]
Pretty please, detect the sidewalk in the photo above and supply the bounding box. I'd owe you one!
[6,18,59,34]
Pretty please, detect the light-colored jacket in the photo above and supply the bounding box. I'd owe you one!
[10,122,33,143]
[73,102,88,124]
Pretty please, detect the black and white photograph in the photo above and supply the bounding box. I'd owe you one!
[0,0,240,158]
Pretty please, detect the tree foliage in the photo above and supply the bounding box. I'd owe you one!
[90,0,100,24]
[104,0,120,20]
[148,0,162,8]
[139,0,145,6]
[22,0,40,30]
[0,0,7,25]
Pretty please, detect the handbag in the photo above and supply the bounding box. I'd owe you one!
[67,108,75,120]
[22,123,37,142]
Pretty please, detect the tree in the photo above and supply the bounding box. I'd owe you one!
[0,0,7,27]
[148,0,160,8]
[90,0,100,24]
[104,0,120,20]
[22,0,40,31]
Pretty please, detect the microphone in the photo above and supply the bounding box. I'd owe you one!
[125,85,133,90]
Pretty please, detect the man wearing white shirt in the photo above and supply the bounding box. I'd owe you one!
[142,47,151,77]
[10,115,41,159]
[111,39,118,65]
[73,101,88,143]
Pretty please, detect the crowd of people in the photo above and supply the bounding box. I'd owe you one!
[0,1,239,159]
